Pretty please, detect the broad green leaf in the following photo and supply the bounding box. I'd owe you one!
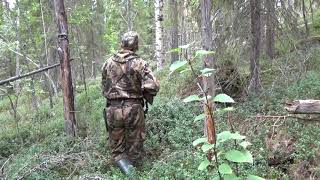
[248,175,265,180]
[239,141,252,149]
[225,150,253,163]
[194,114,205,122]
[180,68,191,74]
[224,174,240,180]
[214,94,235,103]
[243,150,254,164]
[219,163,233,174]
[195,50,215,57]
[202,143,215,152]
[200,68,215,74]
[212,177,220,180]
[216,107,235,114]
[183,95,201,103]
[217,131,246,143]
[167,47,181,53]
[192,137,207,146]
[198,159,210,171]
[169,60,188,73]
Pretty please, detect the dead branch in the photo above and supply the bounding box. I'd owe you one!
[1,155,13,177]
[285,100,320,114]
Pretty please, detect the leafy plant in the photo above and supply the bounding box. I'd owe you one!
[169,46,265,179]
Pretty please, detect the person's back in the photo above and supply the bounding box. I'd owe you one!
[101,31,159,174]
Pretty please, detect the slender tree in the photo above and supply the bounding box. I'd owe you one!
[302,0,309,36]
[169,0,178,63]
[53,0,77,138]
[248,0,262,95]
[200,0,216,144]
[266,0,275,59]
[154,0,164,70]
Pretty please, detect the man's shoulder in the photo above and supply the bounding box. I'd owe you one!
[102,55,115,71]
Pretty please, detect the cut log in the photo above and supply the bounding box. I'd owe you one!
[285,100,320,114]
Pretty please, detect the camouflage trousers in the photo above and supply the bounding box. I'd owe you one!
[105,100,145,165]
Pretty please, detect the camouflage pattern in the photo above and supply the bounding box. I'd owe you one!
[101,50,160,100]
[121,31,139,52]
[101,36,159,165]
[106,101,145,164]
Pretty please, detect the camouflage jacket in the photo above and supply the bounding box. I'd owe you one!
[101,50,160,100]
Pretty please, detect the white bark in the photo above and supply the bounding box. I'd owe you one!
[154,0,164,70]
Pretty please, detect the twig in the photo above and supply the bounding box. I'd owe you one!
[1,155,13,176]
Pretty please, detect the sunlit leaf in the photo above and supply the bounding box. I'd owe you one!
[225,150,253,163]
[198,159,210,171]
[180,68,191,74]
[214,94,235,103]
[192,137,207,146]
[167,47,181,53]
[202,143,215,152]
[217,131,246,143]
[200,68,215,74]
[248,175,265,180]
[239,141,252,149]
[216,107,235,114]
[169,60,188,73]
[195,50,215,57]
[224,174,240,180]
[219,163,233,174]
[194,113,205,122]
[183,95,201,103]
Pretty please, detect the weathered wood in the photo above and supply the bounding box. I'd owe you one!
[54,0,77,138]
[285,100,320,114]
[0,63,61,86]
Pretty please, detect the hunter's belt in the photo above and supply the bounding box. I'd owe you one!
[107,98,143,107]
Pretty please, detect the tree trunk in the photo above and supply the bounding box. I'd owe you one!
[53,0,77,138]
[302,0,309,36]
[154,0,164,70]
[285,100,320,114]
[266,0,275,59]
[126,0,133,31]
[169,0,178,63]
[90,20,96,80]
[200,0,216,144]
[248,0,262,95]
[14,0,20,93]
[40,0,54,108]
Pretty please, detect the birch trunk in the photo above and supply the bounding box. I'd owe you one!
[154,0,164,70]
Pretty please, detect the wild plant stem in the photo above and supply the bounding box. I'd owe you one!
[186,57,222,179]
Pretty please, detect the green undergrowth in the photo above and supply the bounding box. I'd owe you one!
[1,47,320,179]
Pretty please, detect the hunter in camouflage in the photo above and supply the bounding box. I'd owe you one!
[101,31,160,174]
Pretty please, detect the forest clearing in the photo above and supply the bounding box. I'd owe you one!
[1,0,320,179]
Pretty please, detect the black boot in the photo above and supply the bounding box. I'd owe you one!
[116,159,133,175]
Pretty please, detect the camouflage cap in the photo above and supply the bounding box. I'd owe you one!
[121,31,139,51]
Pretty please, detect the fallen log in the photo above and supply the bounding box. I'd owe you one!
[285,100,320,114]
[0,59,73,86]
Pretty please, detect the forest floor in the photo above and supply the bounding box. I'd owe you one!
[1,46,320,179]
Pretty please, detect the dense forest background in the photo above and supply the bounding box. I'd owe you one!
[0,0,320,179]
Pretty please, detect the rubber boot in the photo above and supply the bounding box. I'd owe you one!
[116,159,133,175]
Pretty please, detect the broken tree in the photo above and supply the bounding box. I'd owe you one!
[285,100,320,121]
[54,0,77,137]
[285,100,320,114]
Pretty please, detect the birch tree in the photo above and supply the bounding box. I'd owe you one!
[154,0,164,70]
